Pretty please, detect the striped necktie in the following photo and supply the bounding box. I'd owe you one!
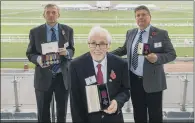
[132,30,145,70]
[97,64,103,84]
[51,28,60,73]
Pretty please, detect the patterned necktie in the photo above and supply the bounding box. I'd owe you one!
[132,30,145,70]
[51,28,60,73]
[97,64,103,84]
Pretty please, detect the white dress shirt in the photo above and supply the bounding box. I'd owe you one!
[93,56,107,84]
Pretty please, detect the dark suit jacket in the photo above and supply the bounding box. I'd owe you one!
[69,52,130,123]
[111,26,177,93]
[26,23,75,91]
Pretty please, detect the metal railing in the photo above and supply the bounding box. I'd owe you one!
[1,71,56,122]
[1,71,193,121]
[1,34,193,47]
[1,57,193,62]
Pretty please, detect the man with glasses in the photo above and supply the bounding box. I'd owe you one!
[26,3,75,122]
[111,5,176,123]
[69,26,130,123]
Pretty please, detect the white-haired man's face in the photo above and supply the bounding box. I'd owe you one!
[88,32,110,62]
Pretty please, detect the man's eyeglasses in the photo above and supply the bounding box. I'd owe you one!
[88,42,108,49]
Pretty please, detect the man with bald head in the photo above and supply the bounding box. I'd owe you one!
[69,26,130,123]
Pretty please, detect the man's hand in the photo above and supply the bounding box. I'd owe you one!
[37,56,50,68]
[58,48,67,56]
[103,100,118,114]
[145,53,158,63]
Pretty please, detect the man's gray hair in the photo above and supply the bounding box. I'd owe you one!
[88,26,112,44]
[43,3,60,13]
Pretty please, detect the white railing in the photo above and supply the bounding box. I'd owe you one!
[1,17,193,21]
[1,34,194,47]
[1,22,194,27]
[0,57,193,62]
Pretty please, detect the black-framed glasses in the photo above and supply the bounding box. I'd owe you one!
[88,42,108,49]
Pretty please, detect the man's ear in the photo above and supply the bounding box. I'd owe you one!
[107,43,111,49]
[43,13,45,18]
[87,42,90,48]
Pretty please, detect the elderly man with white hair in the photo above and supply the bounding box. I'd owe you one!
[69,26,130,123]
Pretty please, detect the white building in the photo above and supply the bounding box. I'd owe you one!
[96,1,111,8]
[113,4,158,10]
[58,4,93,11]
[96,1,111,10]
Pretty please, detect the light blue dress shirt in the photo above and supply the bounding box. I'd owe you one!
[46,23,59,42]
[130,24,151,76]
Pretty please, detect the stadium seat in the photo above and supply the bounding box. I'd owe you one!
[1,112,13,119]
[190,112,194,118]
[164,111,194,123]
[166,111,191,118]
[13,112,37,119]
[163,118,194,123]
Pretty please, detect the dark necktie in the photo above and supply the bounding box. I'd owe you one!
[51,28,60,73]
[132,30,145,70]
[97,64,103,84]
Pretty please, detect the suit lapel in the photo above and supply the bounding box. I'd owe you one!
[58,24,65,48]
[148,26,155,46]
[106,53,114,83]
[144,26,157,68]
[128,29,138,65]
[36,24,47,53]
[39,24,47,44]
[84,53,96,80]
[128,29,138,53]
[129,29,138,48]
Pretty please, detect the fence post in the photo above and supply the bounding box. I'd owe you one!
[13,75,21,112]
[180,74,189,111]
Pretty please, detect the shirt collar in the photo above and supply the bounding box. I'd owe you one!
[46,23,59,32]
[93,55,107,68]
[138,24,151,34]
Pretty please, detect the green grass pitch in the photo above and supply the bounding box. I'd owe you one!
[1,1,193,68]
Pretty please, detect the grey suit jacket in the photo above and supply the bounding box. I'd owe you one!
[111,26,177,93]
[26,23,75,91]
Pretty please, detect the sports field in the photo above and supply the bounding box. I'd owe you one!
[1,1,193,68]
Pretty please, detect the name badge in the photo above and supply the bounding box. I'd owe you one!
[85,75,96,85]
[85,78,91,85]
[154,42,162,48]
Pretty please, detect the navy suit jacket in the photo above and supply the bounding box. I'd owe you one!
[69,52,130,123]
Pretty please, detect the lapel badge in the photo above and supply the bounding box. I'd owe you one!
[110,70,116,80]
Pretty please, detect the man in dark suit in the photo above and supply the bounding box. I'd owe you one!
[69,26,130,123]
[111,5,176,123]
[26,3,75,122]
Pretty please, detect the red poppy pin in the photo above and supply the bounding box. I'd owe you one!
[152,32,157,36]
[110,70,116,80]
